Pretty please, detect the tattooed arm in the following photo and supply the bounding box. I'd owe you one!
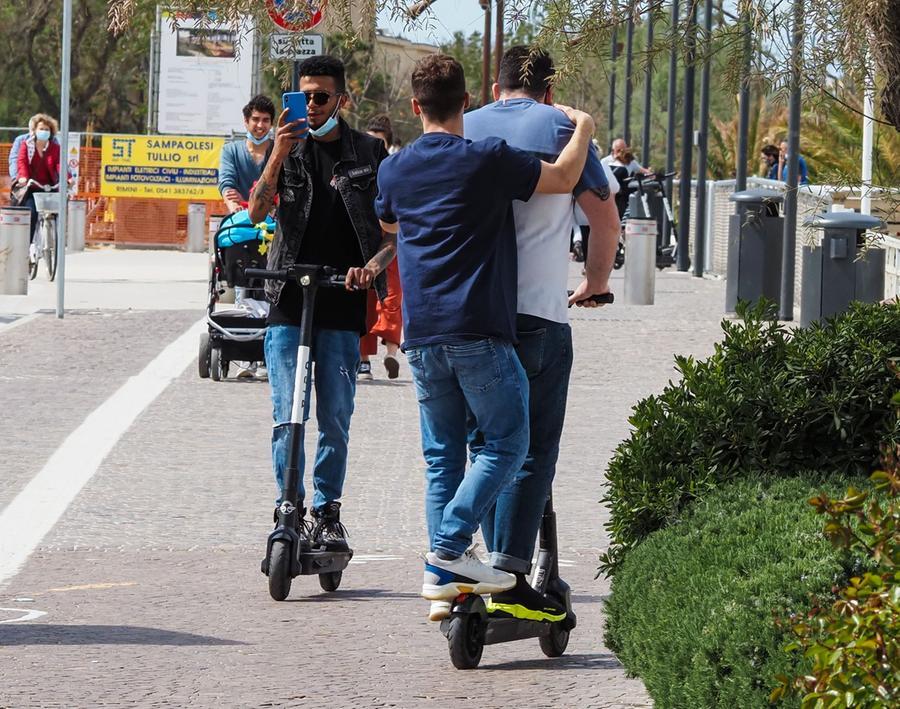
[248,108,306,223]
[345,230,397,290]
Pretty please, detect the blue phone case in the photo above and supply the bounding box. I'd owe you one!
[282,92,308,130]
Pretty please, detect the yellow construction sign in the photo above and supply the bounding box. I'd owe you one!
[100,134,224,200]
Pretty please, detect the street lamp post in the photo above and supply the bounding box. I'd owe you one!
[663,0,679,247]
[609,27,619,148]
[693,0,713,277]
[676,0,697,272]
[56,0,73,318]
[623,4,635,144]
[641,10,654,165]
[480,0,492,106]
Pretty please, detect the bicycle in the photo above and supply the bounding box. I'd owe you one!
[21,179,60,281]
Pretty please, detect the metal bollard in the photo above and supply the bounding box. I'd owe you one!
[66,199,86,252]
[624,218,657,305]
[0,207,32,295]
[186,203,206,253]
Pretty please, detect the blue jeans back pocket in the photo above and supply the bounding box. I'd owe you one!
[445,339,502,394]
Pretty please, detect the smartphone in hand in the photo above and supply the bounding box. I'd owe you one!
[282,92,308,135]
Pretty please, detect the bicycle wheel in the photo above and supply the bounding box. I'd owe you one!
[44,217,57,281]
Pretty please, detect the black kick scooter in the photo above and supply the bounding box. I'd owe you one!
[245,263,354,601]
[617,171,679,270]
[442,292,614,670]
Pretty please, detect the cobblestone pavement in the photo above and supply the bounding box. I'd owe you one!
[0,261,727,708]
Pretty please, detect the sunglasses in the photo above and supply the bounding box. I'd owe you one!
[303,91,341,106]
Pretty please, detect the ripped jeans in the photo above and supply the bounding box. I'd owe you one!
[264,325,359,510]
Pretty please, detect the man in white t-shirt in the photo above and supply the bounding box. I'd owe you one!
[462,45,619,623]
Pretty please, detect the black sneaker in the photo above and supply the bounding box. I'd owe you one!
[486,574,567,622]
[357,361,373,381]
[311,501,350,552]
[273,504,313,553]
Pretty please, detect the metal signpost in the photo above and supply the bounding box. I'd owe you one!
[56,0,73,318]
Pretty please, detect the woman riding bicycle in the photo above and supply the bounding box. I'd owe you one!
[15,113,62,242]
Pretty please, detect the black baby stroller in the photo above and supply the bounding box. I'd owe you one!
[198,210,276,381]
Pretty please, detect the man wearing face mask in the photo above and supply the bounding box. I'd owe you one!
[248,55,395,553]
[219,95,276,213]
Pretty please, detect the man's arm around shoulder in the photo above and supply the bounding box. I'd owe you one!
[535,106,595,195]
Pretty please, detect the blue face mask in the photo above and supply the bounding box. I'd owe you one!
[35,129,51,141]
[246,131,270,145]
[308,102,341,138]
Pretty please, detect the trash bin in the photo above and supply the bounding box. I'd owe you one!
[725,189,785,312]
[623,218,657,305]
[800,211,886,326]
[0,206,31,295]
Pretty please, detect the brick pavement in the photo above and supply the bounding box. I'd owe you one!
[0,263,727,708]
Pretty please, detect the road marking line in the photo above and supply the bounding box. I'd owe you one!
[0,608,47,624]
[45,582,138,593]
[0,319,204,587]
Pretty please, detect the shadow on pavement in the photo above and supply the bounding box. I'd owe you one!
[480,653,624,671]
[287,588,420,603]
[0,624,246,646]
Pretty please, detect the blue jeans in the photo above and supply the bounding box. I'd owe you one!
[407,338,530,560]
[470,315,574,573]
[264,325,359,510]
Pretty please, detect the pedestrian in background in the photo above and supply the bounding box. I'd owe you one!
[15,113,63,241]
[219,95,275,213]
[778,140,809,185]
[359,114,403,380]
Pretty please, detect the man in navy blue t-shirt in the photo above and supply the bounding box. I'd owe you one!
[375,54,596,611]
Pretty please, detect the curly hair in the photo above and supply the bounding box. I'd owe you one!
[32,113,58,138]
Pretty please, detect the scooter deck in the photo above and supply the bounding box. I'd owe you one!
[440,604,576,644]
[297,549,353,576]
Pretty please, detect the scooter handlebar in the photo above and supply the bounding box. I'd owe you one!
[567,291,615,306]
[244,266,348,288]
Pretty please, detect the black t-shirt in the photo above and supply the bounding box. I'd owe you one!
[268,138,367,333]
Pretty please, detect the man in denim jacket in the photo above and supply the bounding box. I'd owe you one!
[248,55,394,552]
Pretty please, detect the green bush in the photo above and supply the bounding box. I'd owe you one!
[774,461,900,708]
[605,475,858,709]
[601,300,900,573]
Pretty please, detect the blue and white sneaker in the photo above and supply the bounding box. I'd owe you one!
[421,548,516,600]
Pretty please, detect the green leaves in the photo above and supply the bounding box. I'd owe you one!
[601,300,900,576]
[605,476,850,709]
[777,467,900,707]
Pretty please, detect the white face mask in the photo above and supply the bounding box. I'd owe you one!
[308,101,341,138]
[35,129,51,141]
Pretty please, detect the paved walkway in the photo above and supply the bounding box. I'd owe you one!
[0,250,727,707]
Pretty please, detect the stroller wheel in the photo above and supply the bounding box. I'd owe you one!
[198,332,211,379]
[210,347,224,381]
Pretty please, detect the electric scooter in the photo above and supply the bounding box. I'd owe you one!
[245,263,354,601]
[441,291,614,670]
[617,171,679,270]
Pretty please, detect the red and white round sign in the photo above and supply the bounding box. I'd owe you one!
[266,0,326,32]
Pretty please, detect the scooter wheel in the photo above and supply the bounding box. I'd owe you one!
[318,571,341,592]
[539,621,570,658]
[267,539,292,601]
[447,612,484,670]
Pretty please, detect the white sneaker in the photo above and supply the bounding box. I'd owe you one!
[421,548,516,600]
[429,600,451,621]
